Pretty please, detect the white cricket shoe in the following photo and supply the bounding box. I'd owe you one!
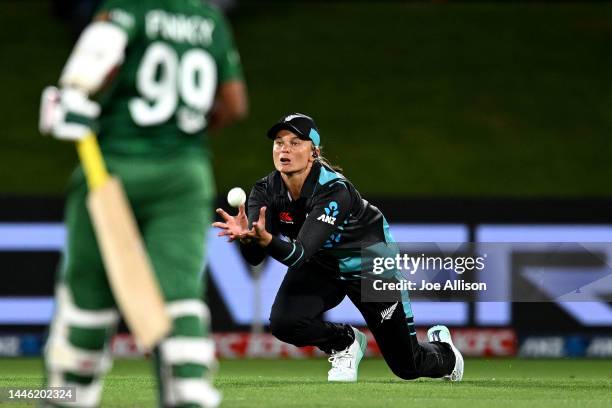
[327,327,367,382]
[427,325,464,382]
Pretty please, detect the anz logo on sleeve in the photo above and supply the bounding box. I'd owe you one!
[317,201,339,225]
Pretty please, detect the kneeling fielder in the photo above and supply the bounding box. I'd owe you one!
[213,113,463,383]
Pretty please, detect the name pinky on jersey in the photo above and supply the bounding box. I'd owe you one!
[146,10,215,46]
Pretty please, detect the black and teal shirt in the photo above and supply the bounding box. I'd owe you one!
[240,161,395,278]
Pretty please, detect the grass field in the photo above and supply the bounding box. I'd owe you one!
[1,358,610,407]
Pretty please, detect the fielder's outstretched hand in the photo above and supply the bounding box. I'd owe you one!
[244,206,272,247]
[213,205,272,247]
[213,204,249,242]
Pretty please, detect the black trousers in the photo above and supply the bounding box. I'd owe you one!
[269,261,455,380]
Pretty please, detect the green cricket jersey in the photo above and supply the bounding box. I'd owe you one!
[94,0,243,157]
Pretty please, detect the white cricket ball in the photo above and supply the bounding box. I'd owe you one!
[227,187,246,207]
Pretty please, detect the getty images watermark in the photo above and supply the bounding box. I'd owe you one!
[359,242,612,303]
[371,252,488,292]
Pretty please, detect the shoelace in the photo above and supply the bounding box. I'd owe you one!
[328,349,354,370]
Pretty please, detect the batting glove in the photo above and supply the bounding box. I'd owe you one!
[39,86,100,141]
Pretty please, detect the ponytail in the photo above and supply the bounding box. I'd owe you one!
[313,145,343,174]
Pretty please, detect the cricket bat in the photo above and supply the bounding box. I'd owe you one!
[76,132,171,350]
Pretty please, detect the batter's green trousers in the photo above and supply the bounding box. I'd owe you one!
[44,154,219,408]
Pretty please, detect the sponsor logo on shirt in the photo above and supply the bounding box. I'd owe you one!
[317,201,339,225]
[279,212,294,224]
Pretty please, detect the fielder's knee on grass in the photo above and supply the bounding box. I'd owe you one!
[45,285,118,407]
[388,364,421,380]
[386,351,442,380]
[156,299,221,408]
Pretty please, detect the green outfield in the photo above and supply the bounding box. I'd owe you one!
[1,358,610,407]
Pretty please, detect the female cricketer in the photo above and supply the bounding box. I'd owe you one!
[213,113,464,382]
[39,0,247,406]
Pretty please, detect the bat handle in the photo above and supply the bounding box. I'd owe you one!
[76,132,110,191]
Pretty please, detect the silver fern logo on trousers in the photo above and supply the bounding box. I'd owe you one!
[380,302,398,323]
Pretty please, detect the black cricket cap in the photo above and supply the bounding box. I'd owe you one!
[266,113,321,146]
